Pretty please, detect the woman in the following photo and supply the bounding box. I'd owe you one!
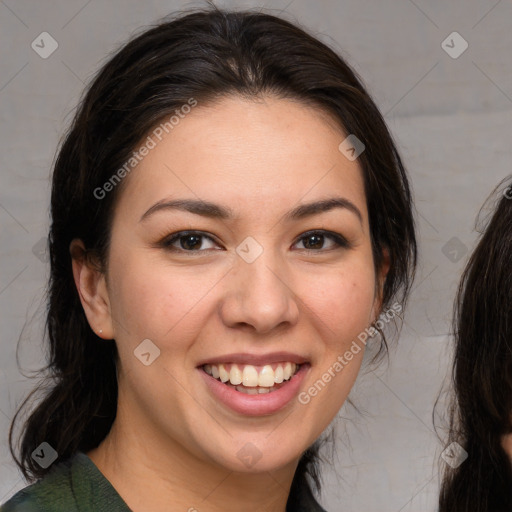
[2,6,416,511]
[439,179,512,512]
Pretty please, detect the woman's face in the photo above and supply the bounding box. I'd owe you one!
[89,96,386,472]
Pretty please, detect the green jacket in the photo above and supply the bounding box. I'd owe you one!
[0,452,328,511]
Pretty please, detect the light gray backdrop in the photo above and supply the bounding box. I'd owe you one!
[1,1,511,510]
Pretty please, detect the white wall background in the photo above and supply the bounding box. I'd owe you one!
[1,1,511,510]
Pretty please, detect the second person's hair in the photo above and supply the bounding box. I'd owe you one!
[439,179,512,512]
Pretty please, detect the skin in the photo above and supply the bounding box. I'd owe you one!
[501,433,512,459]
[71,95,389,512]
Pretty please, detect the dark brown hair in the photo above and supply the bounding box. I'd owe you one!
[9,6,417,508]
[439,178,512,512]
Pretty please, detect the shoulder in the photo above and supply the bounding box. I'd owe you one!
[1,453,78,512]
[1,452,131,512]
[0,484,44,511]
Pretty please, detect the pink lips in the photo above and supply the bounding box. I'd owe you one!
[199,363,310,416]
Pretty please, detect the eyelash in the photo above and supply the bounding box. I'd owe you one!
[159,229,351,255]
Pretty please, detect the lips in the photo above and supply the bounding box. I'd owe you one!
[197,353,311,415]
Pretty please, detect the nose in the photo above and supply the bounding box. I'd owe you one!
[219,246,300,334]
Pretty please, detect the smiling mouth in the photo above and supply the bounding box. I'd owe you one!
[202,362,302,394]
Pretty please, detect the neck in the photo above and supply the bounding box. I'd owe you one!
[86,411,298,512]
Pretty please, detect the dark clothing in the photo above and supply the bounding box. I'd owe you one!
[1,451,328,511]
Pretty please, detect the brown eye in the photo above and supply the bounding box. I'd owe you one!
[293,230,350,252]
[302,233,325,250]
[161,231,219,252]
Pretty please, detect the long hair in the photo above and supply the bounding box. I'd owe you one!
[8,6,417,507]
[439,179,512,512]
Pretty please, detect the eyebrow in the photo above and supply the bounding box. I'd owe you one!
[139,197,363,224]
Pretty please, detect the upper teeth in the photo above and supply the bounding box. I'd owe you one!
[203,362,298,387]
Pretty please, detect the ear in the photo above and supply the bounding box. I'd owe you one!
[70,239,115,339]
[372,247,391,321]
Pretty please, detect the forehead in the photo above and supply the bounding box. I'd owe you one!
[114,95,368,225]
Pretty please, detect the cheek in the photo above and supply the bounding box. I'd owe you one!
[108,253,220,342]
[296,262,376,344]
[293,263,376,434]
